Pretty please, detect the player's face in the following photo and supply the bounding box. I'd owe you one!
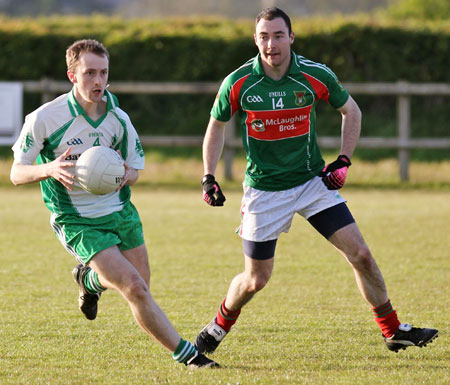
[68,52,109,104]
[254,17,294,70]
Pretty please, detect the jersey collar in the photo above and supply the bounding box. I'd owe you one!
[67,88,119,118]
[252,51,300,78]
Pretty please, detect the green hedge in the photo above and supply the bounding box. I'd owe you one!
[1,15,449,82]
[0,15,449,147]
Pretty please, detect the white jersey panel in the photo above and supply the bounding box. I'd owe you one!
[13,94,70,165]
[12,90,145,218]
[114,107,145,170]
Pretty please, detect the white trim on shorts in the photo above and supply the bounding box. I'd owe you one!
[237,176,346,242]
[50,213,85,265]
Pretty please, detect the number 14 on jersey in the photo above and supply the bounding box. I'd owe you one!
[272,97,284,109]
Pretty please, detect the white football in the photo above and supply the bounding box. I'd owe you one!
[75,146,125,195]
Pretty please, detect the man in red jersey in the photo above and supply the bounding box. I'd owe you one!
[195,7,438,355]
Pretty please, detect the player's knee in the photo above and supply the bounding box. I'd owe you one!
[122,274,149,301]
[348,245,374,270]
[245,271,271,293]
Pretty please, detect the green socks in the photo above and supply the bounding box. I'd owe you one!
[83,267,107,294]
[172,338,197,364]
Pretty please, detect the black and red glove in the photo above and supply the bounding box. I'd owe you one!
[319,155,352,190]
[201,174,226,206]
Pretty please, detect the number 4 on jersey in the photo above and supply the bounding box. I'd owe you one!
[272,97,284,109]
[93,137,100,146]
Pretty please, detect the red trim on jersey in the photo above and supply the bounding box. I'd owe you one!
[229,74,251,116]
[301,72,330,103]
[245,106,312,141]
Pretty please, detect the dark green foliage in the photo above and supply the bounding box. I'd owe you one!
[292,24,450,82]
[1,15,448,82]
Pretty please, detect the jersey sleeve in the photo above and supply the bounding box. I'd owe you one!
[210,75,235,122]
[323,67,349,109]
[117,109,145,170]
[11,111,47,165]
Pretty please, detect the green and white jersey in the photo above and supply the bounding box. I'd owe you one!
[12,89,145,218]
[212,51,349,191]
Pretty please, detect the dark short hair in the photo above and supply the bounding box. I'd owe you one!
[66,39,109,73]
[255,7,292,35]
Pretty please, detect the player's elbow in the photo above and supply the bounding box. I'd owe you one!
[10,163,30,186]
[10,173,26,186]
[10,167,21,186]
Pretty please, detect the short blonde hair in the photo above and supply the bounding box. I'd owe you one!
[66,39,109,73]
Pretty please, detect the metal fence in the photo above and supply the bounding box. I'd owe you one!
[18,79,450,180]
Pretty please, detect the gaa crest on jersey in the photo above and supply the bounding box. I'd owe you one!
[251,119,265,132]
[20,132,34,153]
[66,137,83,146]
[294,91,306,106]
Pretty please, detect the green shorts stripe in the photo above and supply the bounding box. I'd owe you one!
[50,202,145,264]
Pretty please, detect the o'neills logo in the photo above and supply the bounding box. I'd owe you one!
[294,91,306,106]
[251,119,265,132]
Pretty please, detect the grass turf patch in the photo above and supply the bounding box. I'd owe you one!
[0,188,448,384]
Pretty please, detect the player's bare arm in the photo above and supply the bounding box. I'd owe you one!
[10,147,75,189]
[124,164,139,186]
[338,95,362,159]
[201,117,227,206]
[320,96,361,190]
[115,162,139,192]
[115,150,139,191]
[202,116,227,176]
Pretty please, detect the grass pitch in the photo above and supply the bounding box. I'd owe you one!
[0,186,448,385]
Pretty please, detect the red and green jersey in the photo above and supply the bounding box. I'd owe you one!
[211,51,349,191]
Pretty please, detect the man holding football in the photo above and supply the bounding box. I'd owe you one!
[10,39,218,368]
[196,7,438,355]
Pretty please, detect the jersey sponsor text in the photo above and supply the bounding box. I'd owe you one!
[246,107,311,141]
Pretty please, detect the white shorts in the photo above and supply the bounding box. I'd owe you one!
[237,176,346,242]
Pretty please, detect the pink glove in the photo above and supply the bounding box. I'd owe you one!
[320,155,351,190]
[201,174,226,206]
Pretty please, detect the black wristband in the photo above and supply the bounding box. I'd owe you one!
[338,154,352,166]
[201,174,215,185]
